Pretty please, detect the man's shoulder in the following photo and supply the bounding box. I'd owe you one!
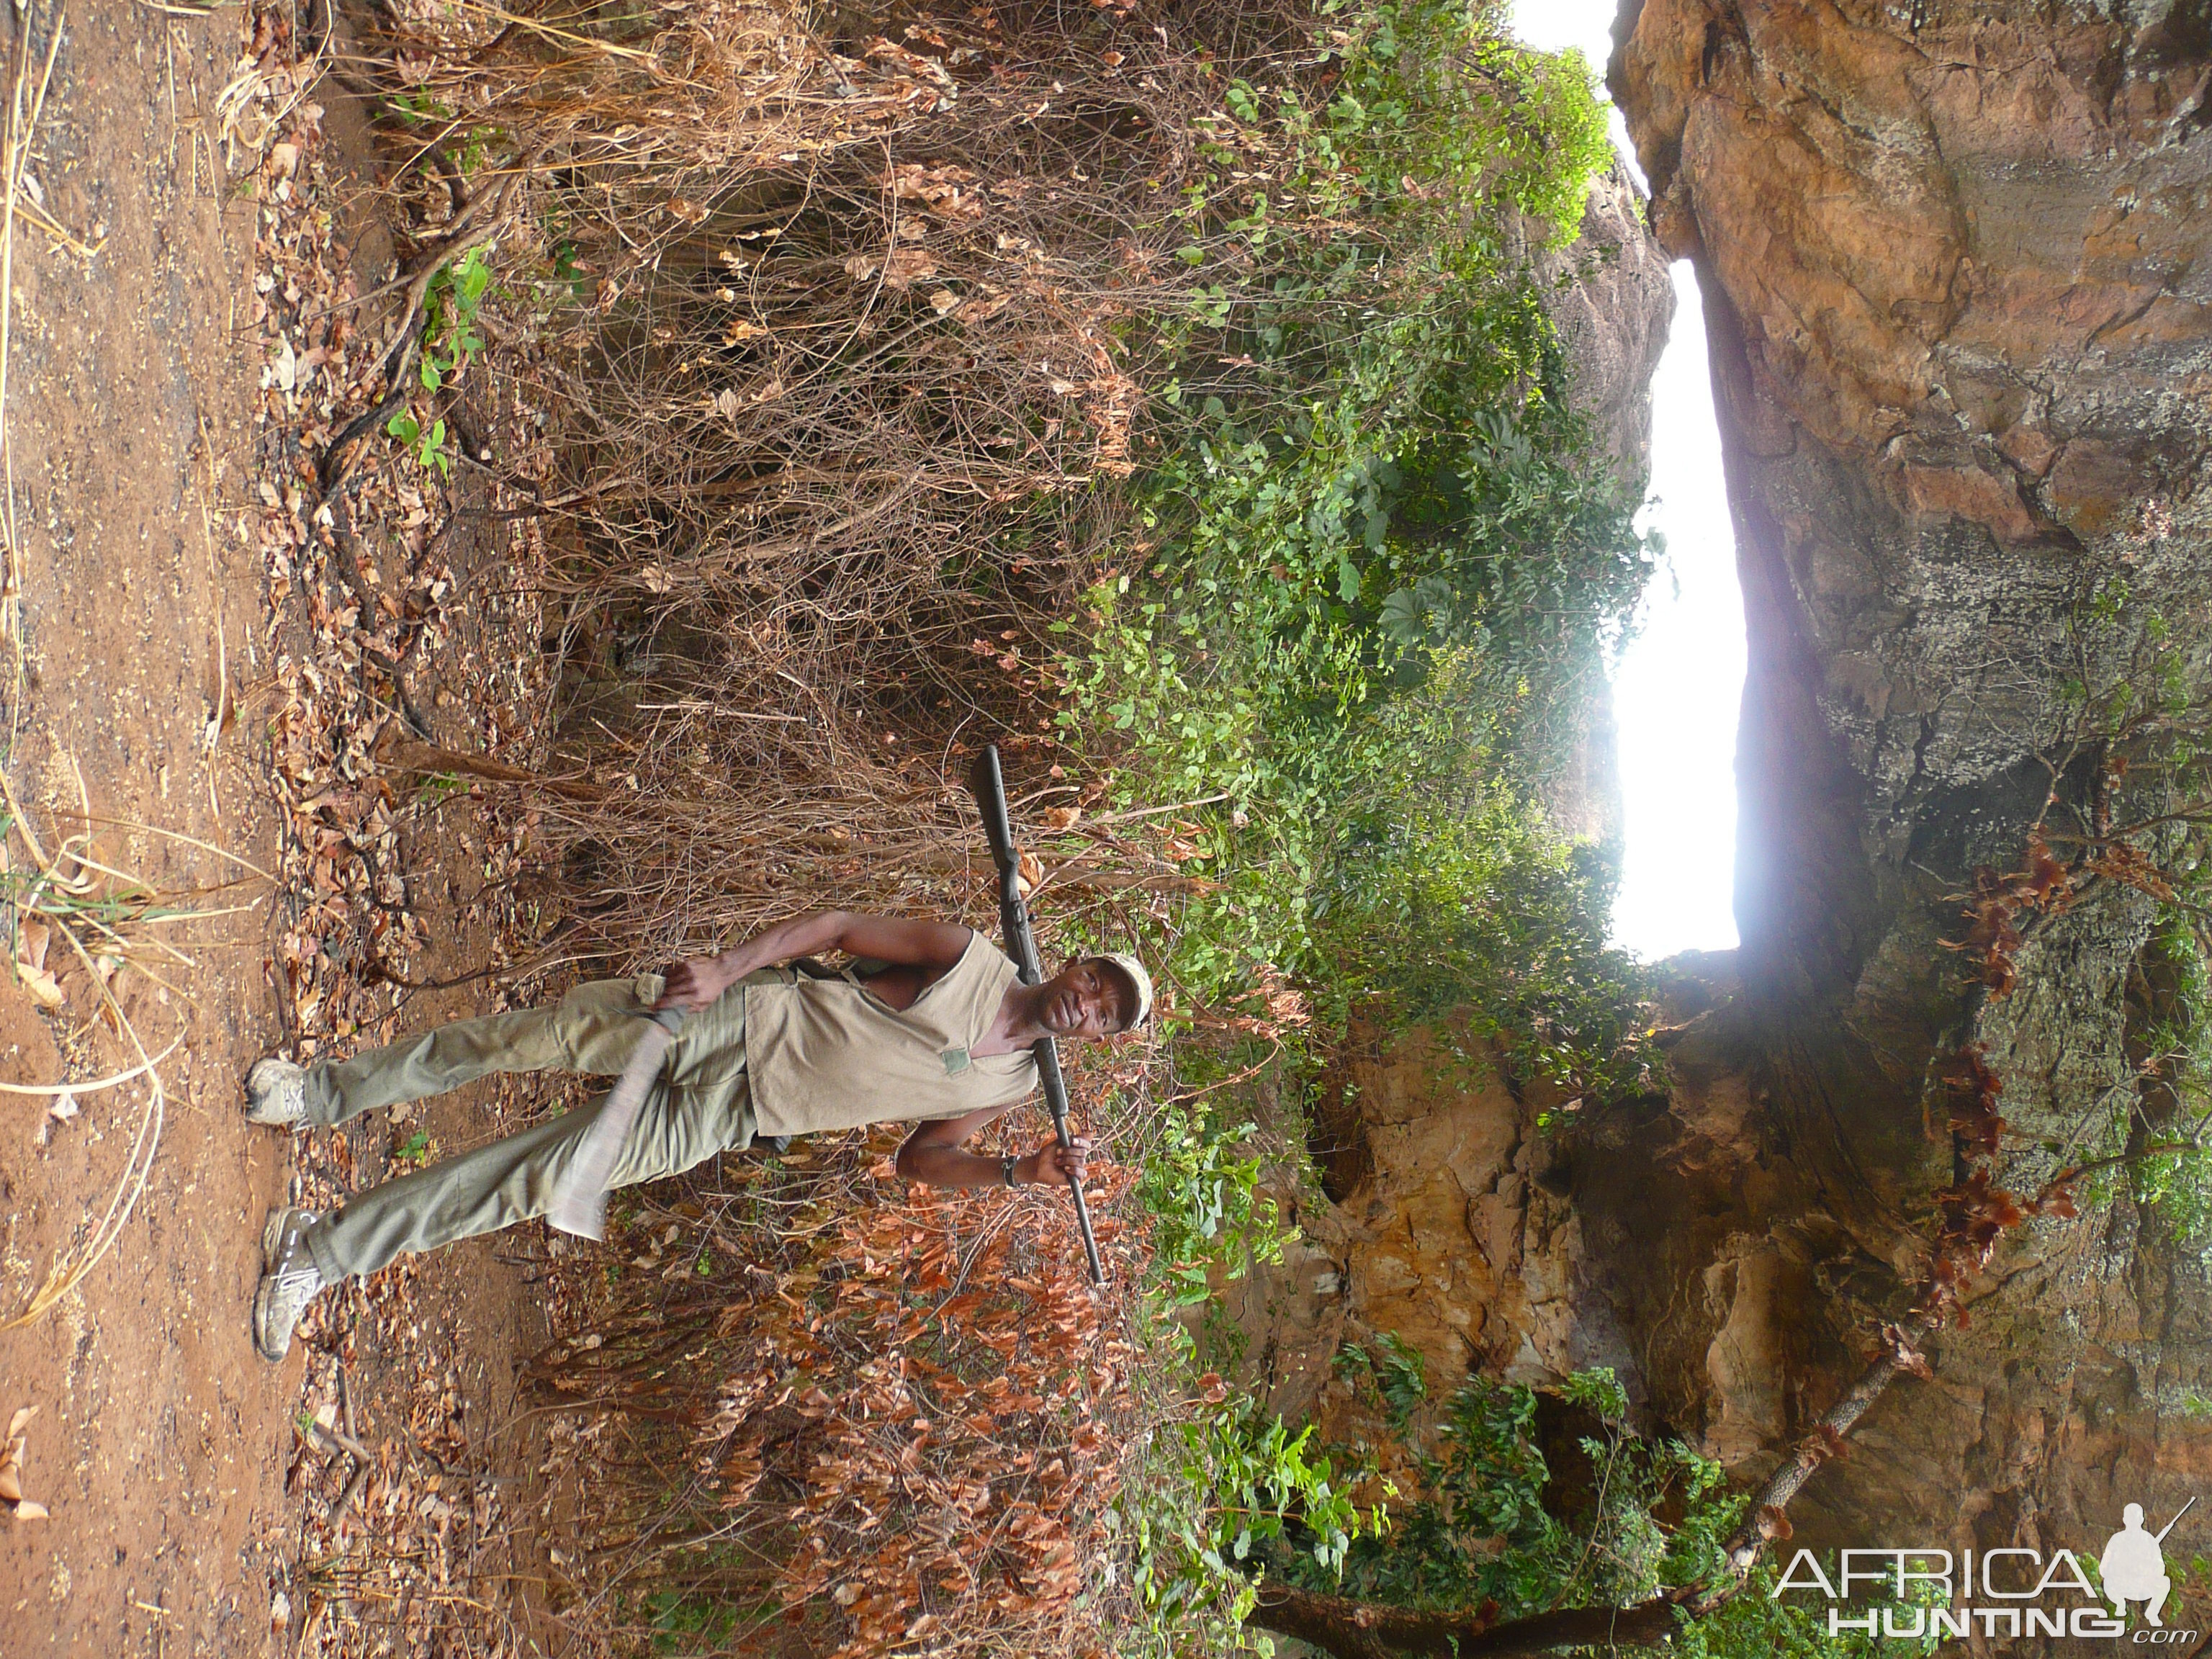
[948,927,1020,981]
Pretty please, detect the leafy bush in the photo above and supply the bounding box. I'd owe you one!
[1267,1367,1936,1658]
[1138,1100,1290,1308]
[1334,1332,1430,1426]
[1059,0,1655,1100]
[1123,1399,1386,1654]
[2121,897,2212,1238]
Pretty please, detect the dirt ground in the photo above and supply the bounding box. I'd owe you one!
[0,6,589,1653]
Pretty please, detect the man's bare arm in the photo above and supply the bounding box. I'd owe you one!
[657,911,973,1010]
[894,1107,1091,1189]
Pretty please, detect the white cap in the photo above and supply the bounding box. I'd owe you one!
[1094,952,1153,1030]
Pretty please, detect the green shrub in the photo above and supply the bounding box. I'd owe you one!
[421,246,493,392]
[1121,1393,1388,1655]
[1334,1333,1430,1427]
[1095,17,1673,1648]
[2123,899,2212,1238]
[1138,1100,1290,1308]
[1266,1368,1936,1658]
[1063,0,1654,1102]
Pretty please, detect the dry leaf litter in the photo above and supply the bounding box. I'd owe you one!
[231,10,616,1652]
[1,1406,48,1521]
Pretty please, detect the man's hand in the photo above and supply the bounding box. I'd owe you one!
[1019,1136,1091,1187]
[894,1113,1097,1189]
[652,911,974,1016]
[655,957,731,1012]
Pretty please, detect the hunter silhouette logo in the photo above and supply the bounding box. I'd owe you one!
[2101,1498,2193,1627]
[1771,1496,2200,1641]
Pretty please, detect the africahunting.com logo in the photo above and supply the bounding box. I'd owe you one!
[1772,1498,2196,1642]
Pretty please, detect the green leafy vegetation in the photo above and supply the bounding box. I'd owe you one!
[1062,0,1655,1105]
[1276,1369,1691,1617]
[1078,8,1696,1639]
[385,248,493,476]
[1336,1333,1431,1427]
[1254,1367,1934,1658]
[385,408,451,477]
[420,246,493,394]
[1123,1399,1388,1651]
[1138,1100,1290,1308]
[644,1587,739,1650]
[2121,899,2212,1238]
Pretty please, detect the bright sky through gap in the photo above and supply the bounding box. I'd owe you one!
[1511,0,1745,958]
[1612,271,1745,957]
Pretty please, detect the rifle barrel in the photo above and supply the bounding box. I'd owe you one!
[970,746,1106,1285]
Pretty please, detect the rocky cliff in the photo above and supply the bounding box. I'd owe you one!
[1238,0,2212,1608]
[1534,161,1676,482]
[1601,0,2212,1570]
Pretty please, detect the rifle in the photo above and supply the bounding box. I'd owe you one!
[970,745,1107,1285]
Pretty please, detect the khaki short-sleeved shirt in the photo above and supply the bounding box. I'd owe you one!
[741,930,1038,1138]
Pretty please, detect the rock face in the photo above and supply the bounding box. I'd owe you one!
[1611,0,2212,999]
[1246,0,2212,1614]
[1599,0,2212,1578]
[1534,161,1676,481]
[1215,1028,1653,1526]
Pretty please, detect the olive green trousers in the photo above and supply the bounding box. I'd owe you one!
[302,976,756,1283]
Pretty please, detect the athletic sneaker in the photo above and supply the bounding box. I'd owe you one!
[253,1206,324,1362]
[243,1057,306,1128]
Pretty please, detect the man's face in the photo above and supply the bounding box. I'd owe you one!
[1038,958,1134,1039]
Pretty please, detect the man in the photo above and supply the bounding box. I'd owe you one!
[246,910,1151,1360]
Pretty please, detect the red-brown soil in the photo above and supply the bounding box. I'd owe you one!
[0,8,587,1654]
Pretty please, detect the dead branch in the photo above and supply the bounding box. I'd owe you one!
[1249,1582,1684,1659]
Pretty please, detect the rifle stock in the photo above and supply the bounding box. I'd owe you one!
[969,745,1106,1285]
